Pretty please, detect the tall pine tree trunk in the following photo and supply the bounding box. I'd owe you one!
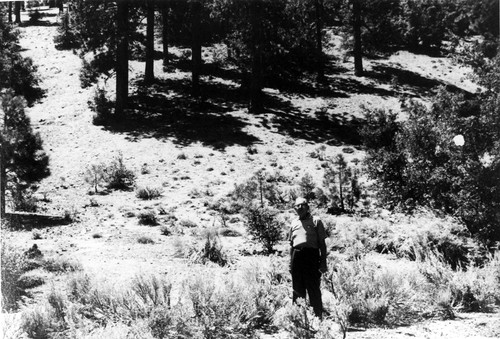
[58,0,63,15]
[1,112,6,219]
[191,0,202,97]
[115,1,129,118]
[249,0,263,113]
[161,1,169,68]
[315,0,325,83]
[8,2,12,23]
[14,1,21,23]
[353,0,363,76]
[145,0,155,84]
[338,171,345,211]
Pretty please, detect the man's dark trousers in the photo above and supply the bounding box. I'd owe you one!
[291,247,323,318]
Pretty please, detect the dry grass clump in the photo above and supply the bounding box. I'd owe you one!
[273,298,342,339]
[159,225,172,236]
[175,229,229,267]
[17,272,45,290]
[136,186,163,200]
[137,236,155,244]
[42,256,83,273]
[138,210,159,226]
[219,226,242,237]
[178,218,198,228]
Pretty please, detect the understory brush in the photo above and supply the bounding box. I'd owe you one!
[18,261,290,338]
[172,228,230,266]
[329,212,485,268]
[84,152,136,192]
[323,256,425,326]
[1,244,31,311]
[1,241,84,312]
[323,248,500,327]
[274,298,342,339]
[11,244,500,338]
[449,252,500,312]
[189,228,229,266]
[42,256,83,273]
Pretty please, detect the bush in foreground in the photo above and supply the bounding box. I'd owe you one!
[19,262,289,338]
[1,244,29,311]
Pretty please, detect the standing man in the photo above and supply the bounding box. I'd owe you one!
[288,197,328,318]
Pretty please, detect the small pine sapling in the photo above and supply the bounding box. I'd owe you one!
[84,163,107,194]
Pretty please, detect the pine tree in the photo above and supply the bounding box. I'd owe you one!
[1,91,50,217]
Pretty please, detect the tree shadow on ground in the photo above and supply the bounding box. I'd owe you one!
[20,20,59,27]
[264,95,363,146]
[182,60,397,101]
[367,64,471,97]
[327,75,396,98]
[5,212,72,230]
[103,77,259,150]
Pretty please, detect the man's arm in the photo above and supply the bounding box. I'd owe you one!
[288,227,293,272]
[316,219,328,273]
[319,237,327,273]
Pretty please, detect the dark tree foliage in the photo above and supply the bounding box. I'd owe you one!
[361,49,500,243]
[191,0,202,97]
[163,0,224,47]
[210,0,324,83]
[1,92,50,215]
[53,10,80,50]
[70,0,146,75]
[0,7,40,105]
[115,0,129,117]
[0,6,48,216]
[337,0,498,58]
[70,1,141,115]
[1,92,49,184]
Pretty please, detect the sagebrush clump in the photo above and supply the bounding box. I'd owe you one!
[138,210,158,226]
[105,152,136,190]
[1,244,29,311]
[136,186,163,200]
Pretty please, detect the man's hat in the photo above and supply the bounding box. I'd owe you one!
[294,197,308,207]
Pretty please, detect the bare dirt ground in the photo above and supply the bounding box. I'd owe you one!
[2,7,499,339]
